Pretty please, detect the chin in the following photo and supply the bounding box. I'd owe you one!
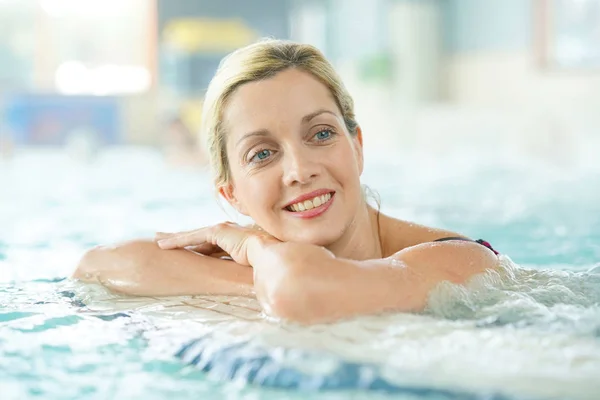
[286,227,344,247]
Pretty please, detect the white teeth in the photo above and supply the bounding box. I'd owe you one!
[288,193,331,212]
[303,200,314,210]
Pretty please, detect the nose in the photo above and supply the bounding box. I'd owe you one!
[282,146,321,186]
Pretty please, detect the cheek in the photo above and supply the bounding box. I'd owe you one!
[236,174,280,213]
[329,146,362,186]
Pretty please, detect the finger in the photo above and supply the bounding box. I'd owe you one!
[154,232,171,241]
[155,229,199,241]
[186,243,223,255]
[157,230,209,249]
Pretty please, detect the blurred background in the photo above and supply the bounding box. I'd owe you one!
[1,0,599,163]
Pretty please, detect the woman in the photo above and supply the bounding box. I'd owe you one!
[73,39,499,324]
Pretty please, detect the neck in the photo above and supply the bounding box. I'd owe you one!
[326,203,382,261]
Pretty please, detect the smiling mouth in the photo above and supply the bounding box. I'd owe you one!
[285,192,333,212]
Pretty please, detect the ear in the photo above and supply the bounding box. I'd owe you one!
[354,126,364,175]
[218,183,249,216]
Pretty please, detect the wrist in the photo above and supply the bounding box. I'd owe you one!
[246,234,279,266]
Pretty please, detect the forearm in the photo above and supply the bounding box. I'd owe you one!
[249,239,498,324]
[249,241,408,323]
[73,239,254,297]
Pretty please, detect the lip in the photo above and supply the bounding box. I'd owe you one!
[283,189,335,220]
[282,189,335,209]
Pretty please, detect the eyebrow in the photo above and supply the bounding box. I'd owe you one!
[301,108,338,123]
[235,109,338,149]
[235,129,270,150]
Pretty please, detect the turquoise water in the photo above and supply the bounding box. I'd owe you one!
[1,148,599,400]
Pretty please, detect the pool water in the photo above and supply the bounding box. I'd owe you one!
[1,147,599,400]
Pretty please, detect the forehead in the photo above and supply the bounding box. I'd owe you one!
[222,69,340,136]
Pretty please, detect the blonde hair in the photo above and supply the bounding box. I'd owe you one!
[201,38,359,188]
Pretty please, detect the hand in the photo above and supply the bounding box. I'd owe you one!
[155,231,224,257]
[155,222,279,266]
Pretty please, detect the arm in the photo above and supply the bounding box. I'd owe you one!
[249,239,498,324]
[73,239,254,297]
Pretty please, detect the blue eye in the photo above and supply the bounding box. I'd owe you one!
[315,129,333,141]
[251,149,271,163]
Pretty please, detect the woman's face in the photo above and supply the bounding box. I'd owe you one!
[220,68,364,246]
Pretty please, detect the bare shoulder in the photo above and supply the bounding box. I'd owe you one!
[377,212,468,257]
